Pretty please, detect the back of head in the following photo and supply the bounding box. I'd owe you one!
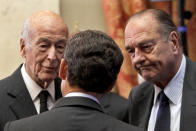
[65,30,123,93]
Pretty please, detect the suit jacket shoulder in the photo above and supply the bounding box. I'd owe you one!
[0,65,62,131]
[0,65,37,130]
[4,97,144,131]
[180,57,196,131]
[100,92,129,122]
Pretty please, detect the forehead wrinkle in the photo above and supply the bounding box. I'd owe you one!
[125,31,148,46]
[126,15,159,37]
[28,11,68,37]
[36,35,67,44]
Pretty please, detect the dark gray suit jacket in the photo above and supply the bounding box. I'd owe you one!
[0,65,131,131]
[0,65,62,131]
[100,92,129,122]
[4,97,143,131]
[128,58,196,131]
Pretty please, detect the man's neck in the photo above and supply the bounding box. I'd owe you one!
[62,81,101,100]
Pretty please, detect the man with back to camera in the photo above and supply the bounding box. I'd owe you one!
[4,30,144,131]
[125,9,196,131]
[0,10,68,130]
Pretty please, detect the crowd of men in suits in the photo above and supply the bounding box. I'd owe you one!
[0,8,196,131]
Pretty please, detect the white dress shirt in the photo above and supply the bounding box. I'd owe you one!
[65,92,100,104]
[147,55,186,131]
[21,64,55,114]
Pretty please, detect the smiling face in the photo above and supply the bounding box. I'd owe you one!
[20,11,68,88]
[125,14,181,87]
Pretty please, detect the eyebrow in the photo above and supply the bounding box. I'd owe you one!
[138,39,155,46]
[56,39,67,44]
[125,39,155,51]
[37,38,50,44]
[36,37,67,44]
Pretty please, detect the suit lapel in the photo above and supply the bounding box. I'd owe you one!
[53,97,104,113]
[138,85,154,129]
[129,82,154,129]
[6,65,62,119]
[7,65,37,119]
[180,58,196,131]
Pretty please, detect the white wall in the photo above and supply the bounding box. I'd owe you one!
[60,0,106,33]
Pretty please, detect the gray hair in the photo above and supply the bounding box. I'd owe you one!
[20,18,31,48]
[128,9,182,45]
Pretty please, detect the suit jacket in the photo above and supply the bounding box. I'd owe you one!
[0,65,62,131]
[128,57,196,131]
[4,97,143,131]
[100,92,129,122]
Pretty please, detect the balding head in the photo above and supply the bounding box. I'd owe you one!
[20,10,69,88]
[21,10,68,47]
[127,9,179,43]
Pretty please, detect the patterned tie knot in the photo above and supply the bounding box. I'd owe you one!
[39,90,49,103]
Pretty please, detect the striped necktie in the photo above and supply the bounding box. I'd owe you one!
[38,90,49,113]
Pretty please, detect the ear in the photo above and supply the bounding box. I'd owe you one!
[168,31,180,54]
[59,58,68,80]
[20,38,26,58]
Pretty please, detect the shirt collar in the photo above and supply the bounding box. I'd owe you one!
[65,92,100,104]
[154,55,186,105]
[21,64,55,101]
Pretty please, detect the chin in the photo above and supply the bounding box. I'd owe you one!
[40,73,57,82]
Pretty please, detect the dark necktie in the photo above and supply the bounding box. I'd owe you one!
[154,91,170,131]
[38,90,49,113]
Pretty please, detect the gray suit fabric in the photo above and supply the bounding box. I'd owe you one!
[4,97,143,131]
[100,92,129,122]
[128,57,196,131]
[0,65,62,131]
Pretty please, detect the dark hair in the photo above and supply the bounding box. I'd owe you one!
[129,9,180,43]
[64,30,123,93]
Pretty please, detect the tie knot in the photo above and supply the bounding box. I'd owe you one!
[38,90,49,103]
[158,91,169,105]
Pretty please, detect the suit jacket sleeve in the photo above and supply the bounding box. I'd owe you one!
[4,122,10,131]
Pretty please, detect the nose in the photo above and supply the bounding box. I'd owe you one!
[47,46,57,61]
[132,49,145,66]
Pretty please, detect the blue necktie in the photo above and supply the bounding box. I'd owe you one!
[154,91,170,131]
